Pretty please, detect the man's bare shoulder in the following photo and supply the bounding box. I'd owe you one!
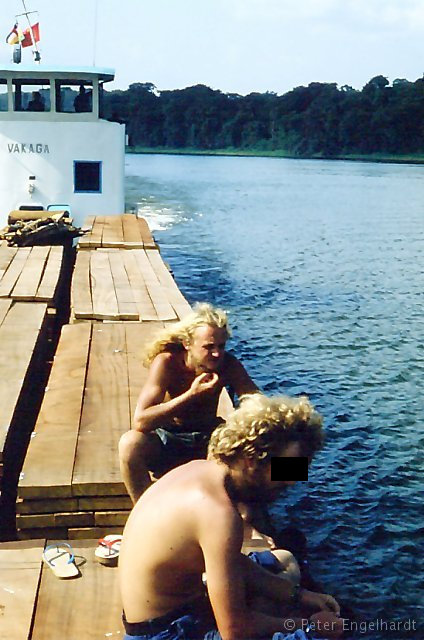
[151,351,180,367]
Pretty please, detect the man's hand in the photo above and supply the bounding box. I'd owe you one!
[189,372,220,397]
[309,611,344,639]
[300,589,341,616]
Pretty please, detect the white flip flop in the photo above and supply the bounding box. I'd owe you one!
[94,534,122,566]
[42,542,79,579]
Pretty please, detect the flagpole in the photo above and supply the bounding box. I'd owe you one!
[93,0,98,66]
[20,0,41,63]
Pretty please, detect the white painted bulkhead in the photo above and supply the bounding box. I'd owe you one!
[0,119,125,228]
[0,65,126,228]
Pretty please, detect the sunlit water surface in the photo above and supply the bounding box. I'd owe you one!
[126,154,424,639]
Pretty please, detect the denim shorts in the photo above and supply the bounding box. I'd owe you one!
[122,553,311,640]
[151,428,211,476]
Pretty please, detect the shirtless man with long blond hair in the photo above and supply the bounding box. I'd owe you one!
[119,302,258,503]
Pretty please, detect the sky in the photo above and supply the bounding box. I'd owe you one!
[1,0,423,95]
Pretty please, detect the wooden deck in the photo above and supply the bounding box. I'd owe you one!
[0,301,49,523]
[1,215,236,637]
[16,214,222,538]
[17,320,233,539]
[17,322,163,538]
[0,245,64,304]
[0,539,122,640]
[0,536,269,640]
[71,247,191,322]
[78,214,158,249]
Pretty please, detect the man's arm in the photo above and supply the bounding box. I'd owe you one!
[200,506,297,640]
[134,354,221,432]
[226,355,259,398]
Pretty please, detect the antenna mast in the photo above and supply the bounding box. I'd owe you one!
[93,0,98,66]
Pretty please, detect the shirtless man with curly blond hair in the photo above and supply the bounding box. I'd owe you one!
[119,303,258,503]
[119,394,343,640]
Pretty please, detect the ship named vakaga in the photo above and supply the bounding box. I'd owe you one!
[0,62,125,228]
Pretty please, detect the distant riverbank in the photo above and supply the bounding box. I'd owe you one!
[126,147,424,165]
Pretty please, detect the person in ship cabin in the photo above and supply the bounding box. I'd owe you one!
[27,90,45,112]
[119,394,343,640]
[119,303,258,505]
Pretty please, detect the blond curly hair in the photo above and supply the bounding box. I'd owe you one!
[144,302,230,365]
[208,393,324,465]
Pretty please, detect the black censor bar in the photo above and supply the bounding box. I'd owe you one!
[271,457,309,481]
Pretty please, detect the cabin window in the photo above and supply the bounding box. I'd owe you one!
[74,161,102,193]
[55,81,93,113]
[13,80,50,112]
[0,80,7,111]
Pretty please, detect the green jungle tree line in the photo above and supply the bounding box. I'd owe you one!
[102,75,424,156]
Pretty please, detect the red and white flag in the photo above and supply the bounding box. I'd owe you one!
[21,22,40,48]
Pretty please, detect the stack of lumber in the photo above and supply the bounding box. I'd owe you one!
[0,244,64,305]
[17,320,233,540]
[0,539,122,639]
[71,247,191,322]
[78,214,157,249]
[16,321,165,539]
[0,301,48,505]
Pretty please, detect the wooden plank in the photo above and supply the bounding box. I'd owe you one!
[18,324,92,499]
[16,528,68,541]
[125,323,165,427]
[146,249,192,319]
[30,539,122,639]
[0,540,44,640]
[71,324,130,497]
[0,303,47,462]
[0,248,31,298]
[0,298,12,326]
[12,246,50,301]
[102,215,124,248]
[107,250,139,320]
[94,510,129,526]
[16,513,55,529]
[0,244,17,279]
[16,497,79,514]
[78,495,132,511]
[77,215,95,249]
[71,251,93,320]
[54,512,94,527]
[122,250,159,320]
[90,250,119,320]
[121,213,144,248]
[133,250,177,321]
[36,246,64,303]
[137,217,158,249]
[81,215,95,234]
[88,216,104,248]
[68,527,123,540]
[15,512,94,529]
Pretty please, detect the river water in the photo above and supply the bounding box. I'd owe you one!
[125,154,423,639]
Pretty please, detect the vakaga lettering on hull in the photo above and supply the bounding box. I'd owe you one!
[7,143,50,154]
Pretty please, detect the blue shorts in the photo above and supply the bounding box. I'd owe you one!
[122,552,311,640]
[151,428,212,476]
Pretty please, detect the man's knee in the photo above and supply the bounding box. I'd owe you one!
[119,430,157,466]
[271,549,301,584]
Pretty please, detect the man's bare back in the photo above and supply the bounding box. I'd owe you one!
[119,460,234,621]
[119,394,344,640]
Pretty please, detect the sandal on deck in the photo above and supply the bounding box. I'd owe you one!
[95,534,122,566]
[42,542,79,579]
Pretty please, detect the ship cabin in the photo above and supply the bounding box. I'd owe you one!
[0,65,125,227]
